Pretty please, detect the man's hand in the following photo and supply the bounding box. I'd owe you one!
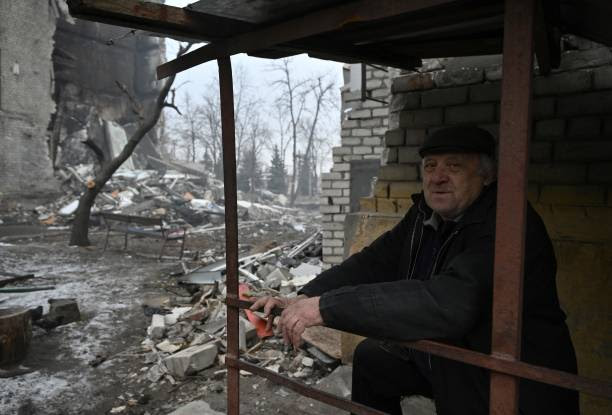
[249,294,307,332]
[278,296,323,349]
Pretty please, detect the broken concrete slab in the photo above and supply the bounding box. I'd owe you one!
[166,321,194,339]
[263,268,288,290]
[164,307,192,325]
[166,400,224,415]
[239,316,257,351]
[289,262,321,287]
[47,298,80,325]
[58,200,79,216]
[189,332,213,347]
[156,339,182,354]
[147,314,165,339]
[163,343,218,378]
[178,270,223,285]
[146,363,166,382]
[179,304,208,322]
[289,262,322,278]
[301,356,314,367]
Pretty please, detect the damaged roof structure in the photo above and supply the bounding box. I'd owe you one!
[41,0,612,413]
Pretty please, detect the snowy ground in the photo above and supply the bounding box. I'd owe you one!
[0,240,171,414]
[0,220,333,415]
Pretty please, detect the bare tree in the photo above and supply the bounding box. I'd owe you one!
[176,92,204,163]
[269,58,309,206]
[297,75,336,196]
[272,101,292,168]
[69,43,191,246]
[200,85,223,178]
[198,65,265,180]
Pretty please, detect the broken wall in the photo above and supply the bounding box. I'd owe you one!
[0,1,59,207]
[0,0,165,211]
[320,65,395,265]
[346,35,611,414]
[52,15,165,169]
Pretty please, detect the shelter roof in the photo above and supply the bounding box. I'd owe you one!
[67,0,612,78]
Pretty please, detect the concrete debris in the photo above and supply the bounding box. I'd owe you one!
[47,298,80,325]
[164,343,218,378]
[58,200,79,216]
[156,339,182,354]
[302,356,314,367]
[289,262,322,279]
[164,307,192,326]
[166,400,224,415]
[127,229,332,393]
[179,304,208,322]
[239,316,257,351]
[147,314,165,339]
[147,363,166,382]
[2,158,307,239]
[315,365,352,399]
[189,332,213,347]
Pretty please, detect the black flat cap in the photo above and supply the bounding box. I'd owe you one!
[419,125,495,158]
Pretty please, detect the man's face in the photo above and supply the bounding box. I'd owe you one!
[422,153,486,220]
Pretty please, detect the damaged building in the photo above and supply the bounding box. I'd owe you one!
[0,0,164,209]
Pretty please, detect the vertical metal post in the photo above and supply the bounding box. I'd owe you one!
[218,56,240,415]
[490,1,535,414]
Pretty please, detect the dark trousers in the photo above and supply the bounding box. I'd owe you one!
[351,338,433,415]
[351,339,579,415]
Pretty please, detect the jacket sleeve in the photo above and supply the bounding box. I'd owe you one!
[299,207,416,298]
[318,233,494,341]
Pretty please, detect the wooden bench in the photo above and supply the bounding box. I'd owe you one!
[100,212,187,259]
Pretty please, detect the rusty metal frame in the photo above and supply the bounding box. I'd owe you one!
[217,1,612,414]
[158,0,457,79]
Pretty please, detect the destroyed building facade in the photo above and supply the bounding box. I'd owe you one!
[0,0,164,209]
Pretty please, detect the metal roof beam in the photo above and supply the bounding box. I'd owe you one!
[156,0,459,79]
[66,0,253,43]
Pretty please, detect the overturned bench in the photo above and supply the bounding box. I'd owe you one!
[100,212,187,259]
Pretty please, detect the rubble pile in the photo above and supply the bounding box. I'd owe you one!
[135,231,341,390]
[1,163,297,231]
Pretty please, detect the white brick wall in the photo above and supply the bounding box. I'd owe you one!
[319,65,395,264]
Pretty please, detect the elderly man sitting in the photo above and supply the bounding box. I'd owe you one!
[252,125,578,415]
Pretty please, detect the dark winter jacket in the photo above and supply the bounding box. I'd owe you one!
[300,184,578,415]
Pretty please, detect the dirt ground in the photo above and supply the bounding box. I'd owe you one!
[0,219,347,415]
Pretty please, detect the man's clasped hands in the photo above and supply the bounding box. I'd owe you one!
[249,294,323,348]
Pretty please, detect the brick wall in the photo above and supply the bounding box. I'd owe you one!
[357,35,611,414]
[320,65,398,265]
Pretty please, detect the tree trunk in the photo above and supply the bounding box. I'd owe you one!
[69,185,101,246]
[0,307,32,366]
[68,45,189,246]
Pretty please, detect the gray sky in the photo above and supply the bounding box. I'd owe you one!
[163,0,344,171]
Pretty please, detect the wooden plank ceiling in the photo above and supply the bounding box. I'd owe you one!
[66,0,612,78]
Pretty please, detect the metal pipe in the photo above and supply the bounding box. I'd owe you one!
[227,357,388,415]
[218,56,240,415]
[490,0,535,414]
[227,300,612,399]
